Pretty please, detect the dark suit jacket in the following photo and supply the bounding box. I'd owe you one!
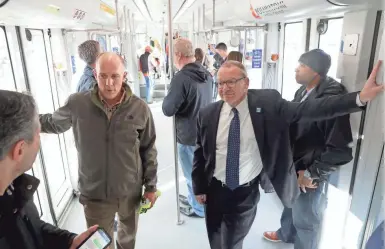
[192,89,362,207]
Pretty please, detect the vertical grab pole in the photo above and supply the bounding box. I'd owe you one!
[243,29,247,64]
[167,0,184,226]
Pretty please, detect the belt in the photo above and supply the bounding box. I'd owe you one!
[219,177,259,189]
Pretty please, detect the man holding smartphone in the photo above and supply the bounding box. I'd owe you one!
[0,90,106,249]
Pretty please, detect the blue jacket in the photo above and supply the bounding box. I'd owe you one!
[76,66,97,93]
[366,220,384,249]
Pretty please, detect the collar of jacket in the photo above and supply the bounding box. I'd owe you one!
[84,65,95,76]
[0,174,40,216]
[90,83,133,110]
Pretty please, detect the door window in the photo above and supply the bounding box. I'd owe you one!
[318,18,344,81]
[0,27,16,91]
[281,22,305,101]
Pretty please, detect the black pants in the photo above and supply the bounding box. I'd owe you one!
[205,177,260,249]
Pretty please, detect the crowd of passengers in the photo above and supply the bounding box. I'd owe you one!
[0,36,383,249]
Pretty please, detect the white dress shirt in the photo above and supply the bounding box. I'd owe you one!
[214,97,263,185]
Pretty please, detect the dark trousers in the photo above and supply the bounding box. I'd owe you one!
[205,177,260,249]
[277,181,328,249]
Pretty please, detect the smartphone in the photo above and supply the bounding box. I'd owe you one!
[76,227,112,249]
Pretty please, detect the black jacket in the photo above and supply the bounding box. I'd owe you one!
[0,174,76,249]
[139,52,150,74]
[192,89,363,207]
[291,77,353,182]
[162,62,213,146]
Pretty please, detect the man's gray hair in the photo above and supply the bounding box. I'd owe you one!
[0,90,38,160]
[220,61,248,78]
[78,40,100,65]
[174,38,195,58]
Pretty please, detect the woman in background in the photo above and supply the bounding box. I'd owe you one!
[227,51,243,63]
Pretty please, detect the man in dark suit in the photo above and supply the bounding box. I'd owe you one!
[192,60,383,249]
[263,49,354,248]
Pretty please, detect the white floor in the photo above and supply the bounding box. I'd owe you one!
[61,185,292,249]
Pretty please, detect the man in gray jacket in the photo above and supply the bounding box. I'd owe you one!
[40,52,158,249]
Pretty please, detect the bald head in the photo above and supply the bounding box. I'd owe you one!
[94,52,127,101]
[96,52,125,70]
[173,38,195,69]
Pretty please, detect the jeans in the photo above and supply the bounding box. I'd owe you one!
[144,76,151,103]
[177,143,205,217]
[277,181,328,249]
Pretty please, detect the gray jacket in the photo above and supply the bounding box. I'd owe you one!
[40,85,158,200]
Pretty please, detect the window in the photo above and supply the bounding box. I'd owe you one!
[281,22,305,101]
[0,26,16,91]
[318,18,344,81]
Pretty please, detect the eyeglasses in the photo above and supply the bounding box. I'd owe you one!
[216,77,246,88]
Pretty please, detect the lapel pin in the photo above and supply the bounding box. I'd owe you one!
[256,107,262,113]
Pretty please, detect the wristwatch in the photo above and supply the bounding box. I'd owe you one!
[304,170,312,179]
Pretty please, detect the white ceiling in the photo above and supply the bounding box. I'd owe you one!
[0,0,381,29]
[0,0,186,29]
[180,0,381,25]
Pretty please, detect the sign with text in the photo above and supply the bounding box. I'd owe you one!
[252,49,262,68]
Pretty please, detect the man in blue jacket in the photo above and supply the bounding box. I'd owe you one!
[162,38,213,217]
[76,40,101,92]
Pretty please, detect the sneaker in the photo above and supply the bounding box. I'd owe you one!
[263,231,282,242]
[178,194,189,206]
[179,206,203,218]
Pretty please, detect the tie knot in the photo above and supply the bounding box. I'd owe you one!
[232,108,238,115]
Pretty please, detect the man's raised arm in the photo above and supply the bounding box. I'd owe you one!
[40,95,74,134]
[276,60,384,124]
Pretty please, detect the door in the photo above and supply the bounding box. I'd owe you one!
[0,26,50,221]
[360,146,384,248]
[20,28,73,221]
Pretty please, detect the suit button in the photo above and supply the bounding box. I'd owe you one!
[27,185,33,190]
[13,208,18,214]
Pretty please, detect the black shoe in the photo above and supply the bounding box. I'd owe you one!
[179,206,204,218]
[179,194,189,206]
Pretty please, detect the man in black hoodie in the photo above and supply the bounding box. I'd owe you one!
[263,49,354,249]
[162,38,213,217]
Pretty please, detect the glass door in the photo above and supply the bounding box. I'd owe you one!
[0,27,16,91]
[20,28,72,221]
[0,26,49,220]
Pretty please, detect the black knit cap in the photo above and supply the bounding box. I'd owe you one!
[298,49,331,76]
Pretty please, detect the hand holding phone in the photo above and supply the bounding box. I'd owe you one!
[75,227,112,249]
